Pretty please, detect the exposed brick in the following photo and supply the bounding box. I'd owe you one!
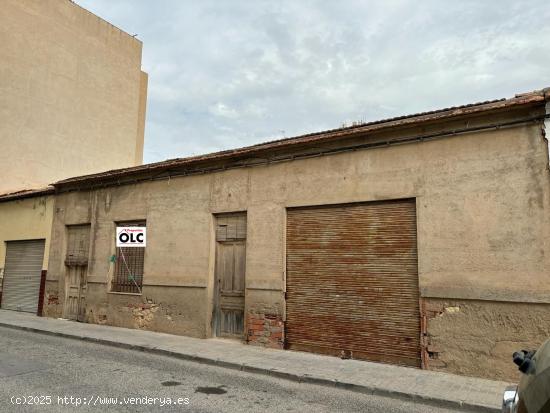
[47,293,59,305]
[246,311,284,349]
[424,301,445,313]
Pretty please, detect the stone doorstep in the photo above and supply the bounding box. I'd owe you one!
[0,311,505,413]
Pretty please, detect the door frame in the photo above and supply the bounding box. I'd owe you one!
[62,224,91,321]
[211,212,247,339]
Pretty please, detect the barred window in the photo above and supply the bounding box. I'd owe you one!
[112,221,145,294]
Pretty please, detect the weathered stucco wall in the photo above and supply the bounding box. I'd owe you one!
[0,195,54,270]
[45,115,550,379]
[83,284,208,337]
[0,0,146,193]
[425,299,550,382]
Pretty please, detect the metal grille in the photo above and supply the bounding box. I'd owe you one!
[112,222,145,294]
[286,199,421,367]
[1,239,45,313]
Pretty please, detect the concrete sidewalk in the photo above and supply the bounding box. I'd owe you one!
[0,310,507,412]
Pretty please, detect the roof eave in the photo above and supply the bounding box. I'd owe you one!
[54,90,548,189]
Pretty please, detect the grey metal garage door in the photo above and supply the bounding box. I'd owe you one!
[1,239,45,313]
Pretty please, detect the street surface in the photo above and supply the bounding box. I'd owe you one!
[0,326,468,412]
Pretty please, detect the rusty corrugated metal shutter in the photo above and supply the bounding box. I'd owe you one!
[286,199,421,367]
[1,239,45,313]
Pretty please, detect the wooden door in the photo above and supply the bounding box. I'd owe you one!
[214,213,246,338]
[64,266,87,321]
[63,225,90,321]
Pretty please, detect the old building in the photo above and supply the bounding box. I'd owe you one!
[0,0,147,323]
[0,0,147,194]
[4,88,550,382]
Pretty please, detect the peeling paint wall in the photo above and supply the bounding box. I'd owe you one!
[246,292,285,349]
[425,299,550,382]
[247,312,284,349]
[43,107,550,380]
[82,284,208,337]
[43,281,61,318]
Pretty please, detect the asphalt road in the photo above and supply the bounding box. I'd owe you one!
[0,327,466,413]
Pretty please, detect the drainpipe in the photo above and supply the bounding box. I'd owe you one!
[545,89,550,169]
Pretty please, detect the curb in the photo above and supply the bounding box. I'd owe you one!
[0,322,499,413]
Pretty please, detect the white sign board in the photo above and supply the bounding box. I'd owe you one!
[116,227,146,247]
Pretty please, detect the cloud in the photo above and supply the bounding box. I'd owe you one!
[75,0,550,163]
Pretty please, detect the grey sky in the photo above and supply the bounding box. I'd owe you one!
[76,0,550,163]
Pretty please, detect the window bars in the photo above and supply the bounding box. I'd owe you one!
[112,222,145,294]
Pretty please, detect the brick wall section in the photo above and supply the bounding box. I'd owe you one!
[246,312,284,349]
[44,290,61,317]
[423,300,445,368]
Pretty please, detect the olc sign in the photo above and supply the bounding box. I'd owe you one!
[116,227,146,247]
